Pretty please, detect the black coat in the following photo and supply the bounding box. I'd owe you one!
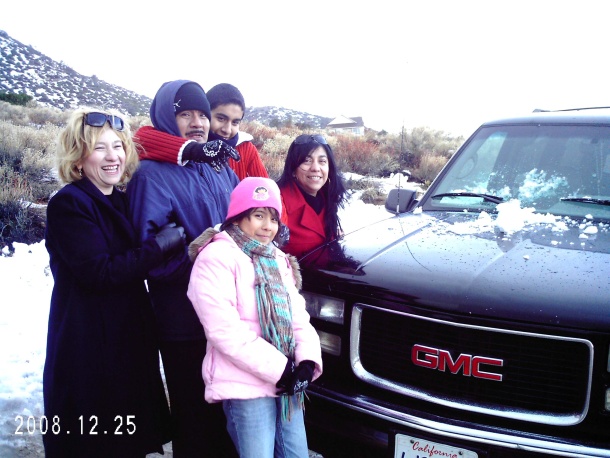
[43,178,171,457]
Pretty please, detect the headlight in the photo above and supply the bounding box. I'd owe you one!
[317,330,342,356]
[302,291,345,324]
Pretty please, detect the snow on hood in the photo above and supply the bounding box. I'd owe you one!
[442,199,604,239]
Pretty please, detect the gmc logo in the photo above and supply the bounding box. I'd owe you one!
[411,344,503,381]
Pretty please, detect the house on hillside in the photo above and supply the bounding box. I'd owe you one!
[325,115,365,136]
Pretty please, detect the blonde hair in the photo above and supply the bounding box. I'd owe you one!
[55,107,139,184]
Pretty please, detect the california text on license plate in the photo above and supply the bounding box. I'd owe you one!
[394,433,478,458]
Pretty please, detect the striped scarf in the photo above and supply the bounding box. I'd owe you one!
[225,225,303,419]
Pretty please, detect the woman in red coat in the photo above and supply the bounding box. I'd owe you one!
[276,134,348,259]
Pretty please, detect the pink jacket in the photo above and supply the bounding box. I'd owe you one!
[187,229,322,403]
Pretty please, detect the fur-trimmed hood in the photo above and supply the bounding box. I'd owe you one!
[188,228,302,290]
[188,227,219,262]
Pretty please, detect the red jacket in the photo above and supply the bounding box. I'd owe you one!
[280,181,327,259]
[135,126,268,180]
[231,136,268,180]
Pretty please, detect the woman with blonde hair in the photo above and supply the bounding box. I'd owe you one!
[43,108,184,457]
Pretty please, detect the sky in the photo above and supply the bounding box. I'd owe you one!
[1,1,609,137]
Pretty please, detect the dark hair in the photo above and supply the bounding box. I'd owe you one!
[221,207,286,245]
[276,137,347,241]
[206,83,246,113]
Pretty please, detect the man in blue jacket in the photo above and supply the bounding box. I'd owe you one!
[127,80,239,457]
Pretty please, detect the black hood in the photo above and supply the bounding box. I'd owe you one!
[300,211,610,331]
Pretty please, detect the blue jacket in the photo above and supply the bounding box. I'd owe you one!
[127,80,239,340]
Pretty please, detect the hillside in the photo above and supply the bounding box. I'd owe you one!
[0,30,332,128]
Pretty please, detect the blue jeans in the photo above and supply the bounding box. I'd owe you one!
[223,396,309,458]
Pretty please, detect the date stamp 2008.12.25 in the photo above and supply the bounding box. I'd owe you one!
[14,414,136,436]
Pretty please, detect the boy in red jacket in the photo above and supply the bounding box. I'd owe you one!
[138,83,268,180]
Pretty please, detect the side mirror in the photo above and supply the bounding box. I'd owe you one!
[385,188,416,214]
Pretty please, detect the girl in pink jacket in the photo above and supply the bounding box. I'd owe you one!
[187,177,322,458]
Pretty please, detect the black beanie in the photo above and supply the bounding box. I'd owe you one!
[174,82,211,120]
[206,83,246,112]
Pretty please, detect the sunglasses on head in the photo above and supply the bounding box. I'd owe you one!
[83,112,125,131]
[294,134,328,145]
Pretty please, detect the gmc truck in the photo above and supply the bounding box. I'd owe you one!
[299,109,610,457]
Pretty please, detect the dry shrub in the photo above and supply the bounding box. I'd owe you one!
[346,176,387,204]
[26,106,67,126]
[0,101,29,125]
[21,148,60,202]
[360,186,387,205]
[334,135,399,176]
[0,168,46,247]
[414,152,449,185]
[240,121,288,179]
[262,155,285,181]
[344,175,376,191]
[241,121,280,150]
[405,126,463,169]
[0,119,58,247]
[130,114,152,131]
[255,128,403,181]
[259,133,294,180]
[0,166,33,202]
[0,120,59,206]
[0,120,60,156]
[0,101,66,127]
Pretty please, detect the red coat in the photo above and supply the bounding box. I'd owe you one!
[280,181,327,259]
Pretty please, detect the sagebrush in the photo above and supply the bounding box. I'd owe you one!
[0,102,464,249]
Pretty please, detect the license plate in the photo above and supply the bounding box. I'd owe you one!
[394,433,478,458]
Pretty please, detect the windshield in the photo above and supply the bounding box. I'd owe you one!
[423,124,610,220]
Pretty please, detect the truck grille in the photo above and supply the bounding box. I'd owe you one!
[352,305,592,426]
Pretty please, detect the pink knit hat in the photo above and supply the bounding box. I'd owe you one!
[226,177,282,221]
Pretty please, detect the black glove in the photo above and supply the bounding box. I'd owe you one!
[274,223,290,248]
[154,223,185,257]
[276,357,295,391]
[182,139,241,172]
[276,359,315,396]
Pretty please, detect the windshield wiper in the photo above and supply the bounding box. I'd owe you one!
[431,192,504,204]
[560,197,610,206]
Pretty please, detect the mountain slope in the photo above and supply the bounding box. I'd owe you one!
[0,30,331,127]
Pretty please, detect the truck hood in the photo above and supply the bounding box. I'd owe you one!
[300,211,610,331]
